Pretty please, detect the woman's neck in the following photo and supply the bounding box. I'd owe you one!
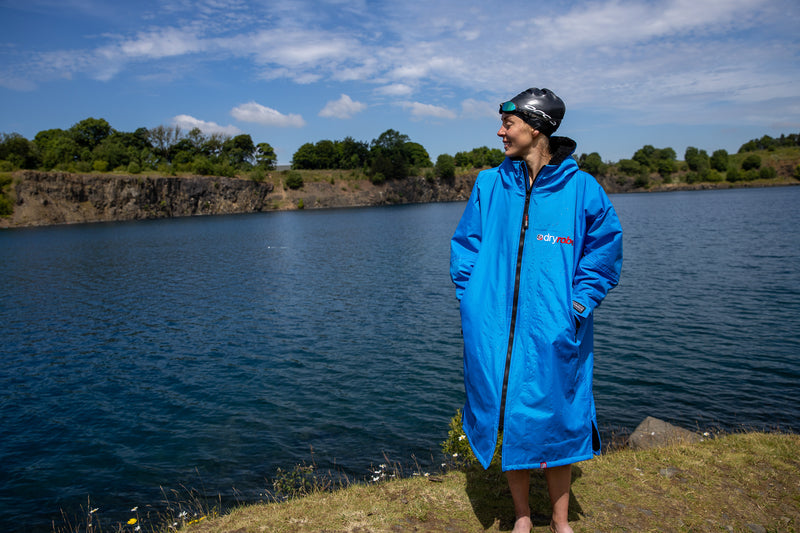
[524,137,552,185]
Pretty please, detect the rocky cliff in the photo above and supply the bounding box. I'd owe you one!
[0,171,477,228]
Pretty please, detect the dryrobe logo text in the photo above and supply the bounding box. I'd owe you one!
[537,233,573,246]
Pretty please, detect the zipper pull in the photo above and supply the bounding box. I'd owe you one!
[523,213,528,230]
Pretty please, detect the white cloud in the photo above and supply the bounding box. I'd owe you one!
[230,102,306,127]
[376,84,414,97]
[116,27,205,59]
[319,94,367,119]
[171,115,242,136]
[401,102,457,120]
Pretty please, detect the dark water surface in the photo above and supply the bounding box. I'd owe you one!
[1,187,798,531]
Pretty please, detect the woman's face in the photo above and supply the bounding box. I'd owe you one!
[497,113,536,159]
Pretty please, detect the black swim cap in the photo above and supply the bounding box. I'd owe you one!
[499,88,565,136]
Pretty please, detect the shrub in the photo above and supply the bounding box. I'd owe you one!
[0,174,13,216]
[297,198,304,209]
[744,169,759,181]
[127,161,141,174]
[369,172,385,185]
[215,163,236,178]
[741,154,761,171]
[794,165,800,180]
[440,409,477,468]
[192,157,214,176]
[0,195,12,216]
[726,167,742,182]
[617,159,642,176]
[758,166,776,179]
[249,168,266,182]
[92,160,108,172]
[285,171,304,190]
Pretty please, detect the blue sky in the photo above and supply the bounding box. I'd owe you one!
[1,0,798,166]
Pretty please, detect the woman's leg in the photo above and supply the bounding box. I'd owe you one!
[544,464,573,533]
[506,469,532,533]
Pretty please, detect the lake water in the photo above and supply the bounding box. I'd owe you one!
[1,186,799,532]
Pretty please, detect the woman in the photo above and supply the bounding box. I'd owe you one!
[450,88,623,533]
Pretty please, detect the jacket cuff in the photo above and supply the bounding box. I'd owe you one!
[572,300,590,319]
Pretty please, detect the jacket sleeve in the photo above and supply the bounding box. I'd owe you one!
[450,183,482,301]
[572,184,623,318]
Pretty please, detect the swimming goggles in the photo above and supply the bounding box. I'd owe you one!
[499,101,557,126]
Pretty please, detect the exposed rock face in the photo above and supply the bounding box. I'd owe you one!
[2,171,277,227]
[0,171,477,228]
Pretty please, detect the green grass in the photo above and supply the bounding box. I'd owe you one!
[159,431,799,533]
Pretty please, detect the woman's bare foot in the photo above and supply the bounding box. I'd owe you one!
[550,519,574,533]
[512,515,532,533]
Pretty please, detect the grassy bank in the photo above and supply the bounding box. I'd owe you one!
[172,431,798,533]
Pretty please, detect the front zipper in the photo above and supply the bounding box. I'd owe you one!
[498,169,532,432]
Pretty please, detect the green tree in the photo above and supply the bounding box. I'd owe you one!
[34,128,80,169]
[435,153,455,182]
[453,151,471,167]
[403,142,432,167]
[148,125,182,162]
[617,159,642,176]
[710,149,729,172]
[684,147,710,172]
[655,158,677,178]
[486,148,505,167]
[0,133,40,169]
[337,136,369,169]
[369,129,410,180]
[70,117,112,152]
[168,137,200,168]
[578,152,607,175]
[93,133,133,170]
[201,133,227,159]
[292,143,318,170]
[633,145,657,170]
[221,134,256,169]
[255,142,277,170]
[314,140,338,169]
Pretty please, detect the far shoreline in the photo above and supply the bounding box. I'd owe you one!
[1,169,798,229]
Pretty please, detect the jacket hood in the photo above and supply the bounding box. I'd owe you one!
[500,136,579,191]
[548,136,577,166]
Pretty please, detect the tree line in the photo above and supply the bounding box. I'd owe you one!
[578,133,800,187]
[1,117,798,187]
[0,117,277,178]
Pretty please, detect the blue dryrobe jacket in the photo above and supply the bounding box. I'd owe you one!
[450,137,623,471]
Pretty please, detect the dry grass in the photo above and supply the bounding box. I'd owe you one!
[177,431,799,533]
